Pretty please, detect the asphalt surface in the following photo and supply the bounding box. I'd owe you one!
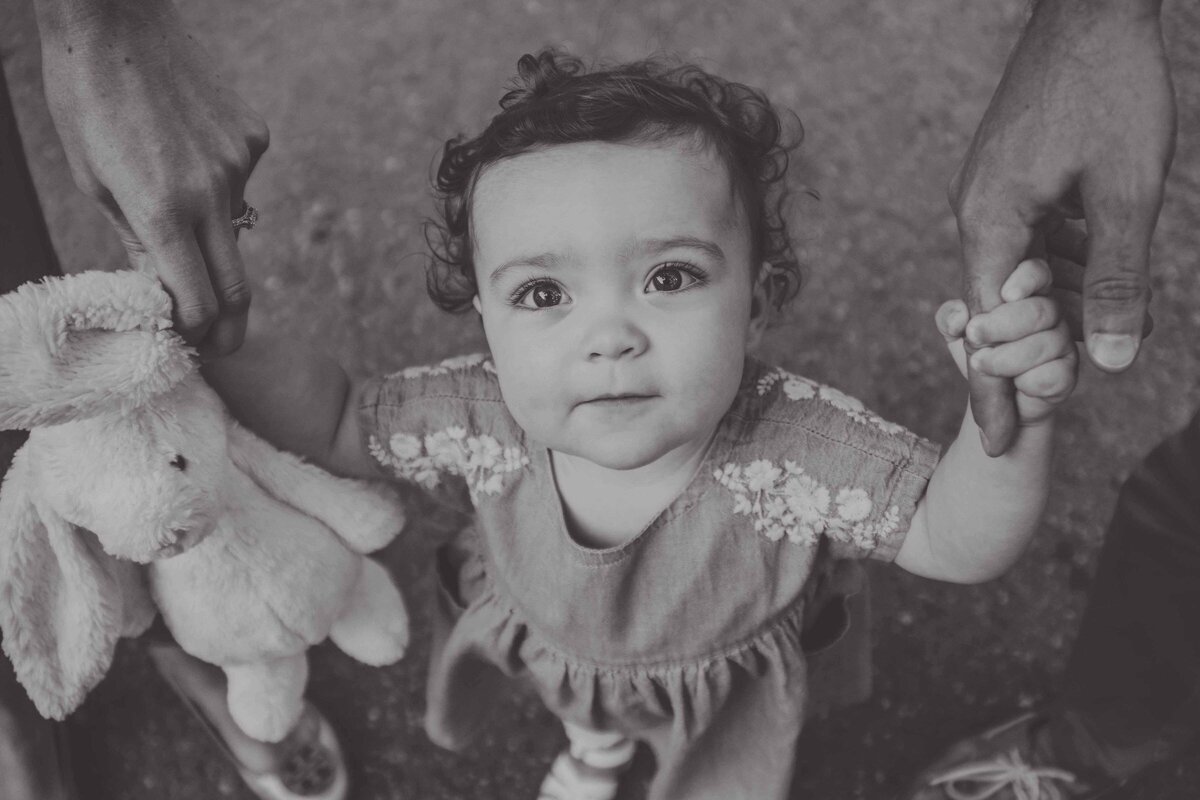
[2,0,1200,797]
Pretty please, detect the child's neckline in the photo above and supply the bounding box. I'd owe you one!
[547,427,720,551]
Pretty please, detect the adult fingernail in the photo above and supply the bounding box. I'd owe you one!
[978,428,990,452]
[1088,333,1139,370]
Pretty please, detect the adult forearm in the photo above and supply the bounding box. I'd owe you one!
[32,0,176,42]
[1033,0,1163,20]
[200,325,354,469]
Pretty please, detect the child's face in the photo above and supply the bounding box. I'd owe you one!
[470,139,765,470]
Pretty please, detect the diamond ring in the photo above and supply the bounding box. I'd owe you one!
[232,203,259,231]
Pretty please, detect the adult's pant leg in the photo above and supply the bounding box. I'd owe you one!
[1,64,61,292]
[1050,410,1200,780]
[1,22,63,645]
[0,58,67,800]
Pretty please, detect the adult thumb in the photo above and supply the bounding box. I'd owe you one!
[1081,191,1160,373]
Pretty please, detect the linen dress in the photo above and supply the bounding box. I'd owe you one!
[359,353,940,800]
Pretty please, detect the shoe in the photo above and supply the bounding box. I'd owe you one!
[235,703,349,800]
[900,711,1123,800]
[158,659,348,800]
[537,732,636,800]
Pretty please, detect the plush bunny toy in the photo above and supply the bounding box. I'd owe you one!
[0,269,410,742]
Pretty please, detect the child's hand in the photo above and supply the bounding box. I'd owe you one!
[938,258,1079,425]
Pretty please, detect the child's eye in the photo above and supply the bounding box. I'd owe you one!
[647,263,704,293]
[511,279,568,309]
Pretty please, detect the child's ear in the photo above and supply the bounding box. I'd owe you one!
[747,263,775,349]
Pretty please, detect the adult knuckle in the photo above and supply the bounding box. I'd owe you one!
[175,298,219,329]
[220,280,253,314]
[1086,273,1150,306]
[247,115,271,154]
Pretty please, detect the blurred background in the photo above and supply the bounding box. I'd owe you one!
[2,0,1199,796]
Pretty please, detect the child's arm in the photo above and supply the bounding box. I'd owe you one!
[894,258,1078,583]
[199,316,380,480]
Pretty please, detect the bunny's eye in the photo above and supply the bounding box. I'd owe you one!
[170,455,188,471]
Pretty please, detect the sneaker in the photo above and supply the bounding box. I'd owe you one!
[900,712,1123,800]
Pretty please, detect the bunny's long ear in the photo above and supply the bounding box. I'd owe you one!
[0,446,127,719]
[0,269,196,429]
[227,417,407,555]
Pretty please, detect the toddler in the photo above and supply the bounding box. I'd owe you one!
[207,50,1079,800]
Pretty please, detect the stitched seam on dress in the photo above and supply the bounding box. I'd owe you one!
[726,410,929,479]
[496,592,811,675]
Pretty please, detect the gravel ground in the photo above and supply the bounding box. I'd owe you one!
[3,0,1200,797]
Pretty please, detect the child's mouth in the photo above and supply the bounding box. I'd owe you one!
[582,394,655,405]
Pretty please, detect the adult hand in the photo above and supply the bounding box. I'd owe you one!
[951,0,1175,455]
[34,0,269,356]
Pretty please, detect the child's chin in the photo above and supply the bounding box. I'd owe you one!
[570,439,674,471]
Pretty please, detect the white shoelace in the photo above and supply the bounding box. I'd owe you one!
[930,748,1078,800]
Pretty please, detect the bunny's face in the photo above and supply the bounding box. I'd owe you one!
[32,376,228,563]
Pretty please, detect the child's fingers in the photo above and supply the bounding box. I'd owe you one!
[965,296,1061,347]
[936,299,969,342]
[999,258,1053,303]
[969,328,1075,377]
[1014,354,1078,404]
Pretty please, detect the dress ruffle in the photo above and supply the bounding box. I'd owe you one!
[425,527,864,752]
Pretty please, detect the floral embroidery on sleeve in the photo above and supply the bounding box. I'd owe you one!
[397,352,497,380]
[369,426,528,502]
[756,368,906,435]
[713,459,901,551]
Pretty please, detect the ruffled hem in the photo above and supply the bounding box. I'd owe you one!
[425,544,815,750]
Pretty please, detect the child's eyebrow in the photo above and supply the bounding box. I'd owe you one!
[487,252,566,286]
[630,236,726,263]
[486,237,726,287]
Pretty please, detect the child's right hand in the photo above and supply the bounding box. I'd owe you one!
[938,258,1079,426]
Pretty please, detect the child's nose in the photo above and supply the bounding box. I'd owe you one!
[584,312,649,361]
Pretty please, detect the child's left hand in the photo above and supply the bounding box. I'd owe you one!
[938,258,1079,425]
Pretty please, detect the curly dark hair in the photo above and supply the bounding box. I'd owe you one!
[426,49,803,313]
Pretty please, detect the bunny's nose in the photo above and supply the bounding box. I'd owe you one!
[157,540,185,557]
[156,528,190,557]
[157,517,216,557]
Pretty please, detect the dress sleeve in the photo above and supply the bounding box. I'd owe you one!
[356,353,529,511]
[714,364,942,562]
